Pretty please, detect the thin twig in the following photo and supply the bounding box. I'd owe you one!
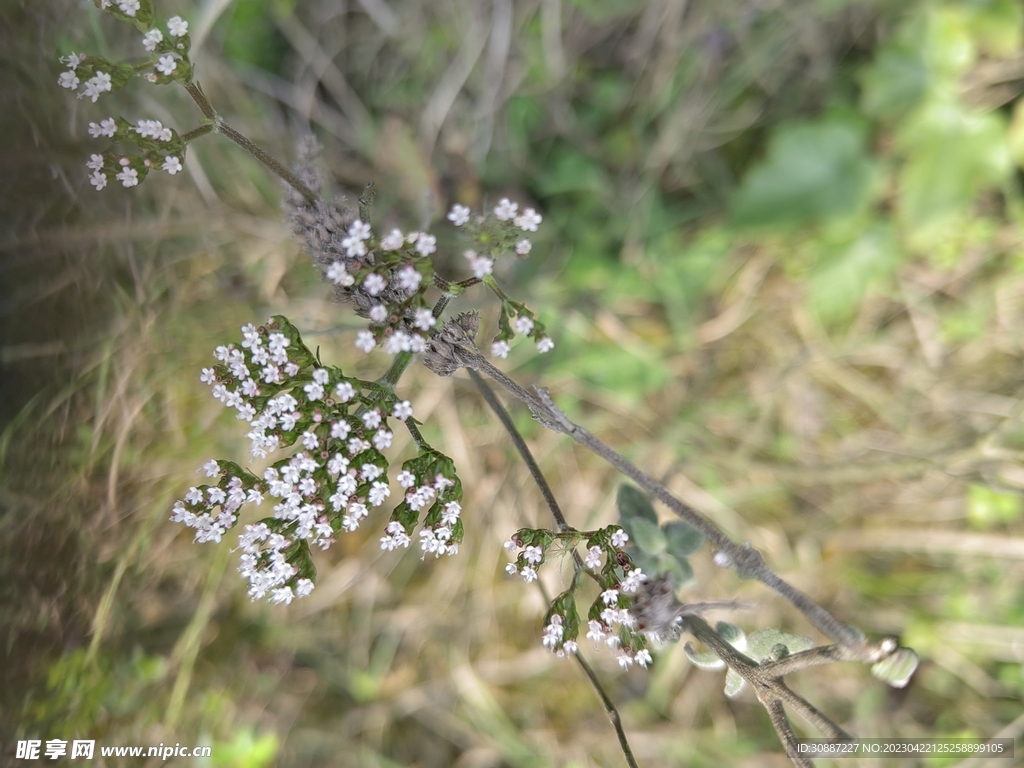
[572,652,643,768]
[182,82,319,204]
[467,369,569,531]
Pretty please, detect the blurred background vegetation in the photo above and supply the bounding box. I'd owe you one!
[4,0,1024,765]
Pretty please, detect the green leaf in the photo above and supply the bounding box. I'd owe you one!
[683,642,726,670]
[896,95,1010,229]
[859,45,928,121]
[716,622,747,652]
[729,118,875,228]
[656,552,694,585]
[745,628,814,662]
[664,521,704,558]
[724,668,746,698]
[966,484,1023,529]
[807,223,901,326]
[871,648,920,689]
[617,484,657,524]
[630,517,667,555]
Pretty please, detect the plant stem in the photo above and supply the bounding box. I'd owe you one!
[182,81,318,204]
[467,369,569,531]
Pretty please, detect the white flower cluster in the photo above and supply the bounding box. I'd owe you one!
[174,319,465,603]
[142,16,187,52]
[135,119,172,142]
[505,527,653,668]
[98,0,141,17]
[171,469,261,545]
[542,614,579,658]
[58,55,112,103]
[237,522,314,604]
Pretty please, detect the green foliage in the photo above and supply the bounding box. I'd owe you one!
[966,484,1023,528]
[616,484,701,584]
[807,223,901,325]
[616,484,657,524]
[212,728,279,768]
[220,0,295,72]
[895,96,1010,230]
[729,117,875,229]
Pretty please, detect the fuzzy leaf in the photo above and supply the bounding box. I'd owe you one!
[745,628,814,662]
[871,648,920,689]
[617,484,657,523]
[716,622,747,652]
[656,552,694,585]
[664,521,704,558]
[683,642,726,670]
[724,668,746,698]
[629,517,667,555]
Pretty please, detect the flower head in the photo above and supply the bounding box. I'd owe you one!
[167,16,189,37]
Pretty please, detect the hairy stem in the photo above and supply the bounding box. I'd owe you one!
[182,81,318,204]
[467,369,569,531]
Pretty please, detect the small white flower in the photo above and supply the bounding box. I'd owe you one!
[369,305,387,323]
[156,54,177,76]
[143,28,163,51]
[536,337,554,353]
[81,72,112,102]
[361,409,382,429]
[494,198,518,221]
[368,481,391,506]
[521,566,538,583]
[465,250,494,278]
[514,207,542,232]
[88,118,117,138]
[393,400,414,419]
[355,331,376,353]
[162,156,183,175]
[397,265,421,292]
[362,273,386,296]
[348,220,371,240]
[58,70,80,90]
[513,316,534,336]
[334,381,356,402]
[516,238,532,256]
[713,551,733,568]
[61,52,84,70]
[413,308,436,331]
[327,261,354,286]
[86,154,105,171]
[295,578,315,597]
[610,528,629,548]
[380,228,404,251]
[116,167,139,187]
[89,171,108,190]
[447,204,471,226]
[523,545,543,565]
[117,0,141,16]
[167,16,189,37]
[372,429,393,450]
[505,562,518,575]
[503,537,519,554]
[342,234,366,257]
[491,340,510,359]
[415,233,436,256]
